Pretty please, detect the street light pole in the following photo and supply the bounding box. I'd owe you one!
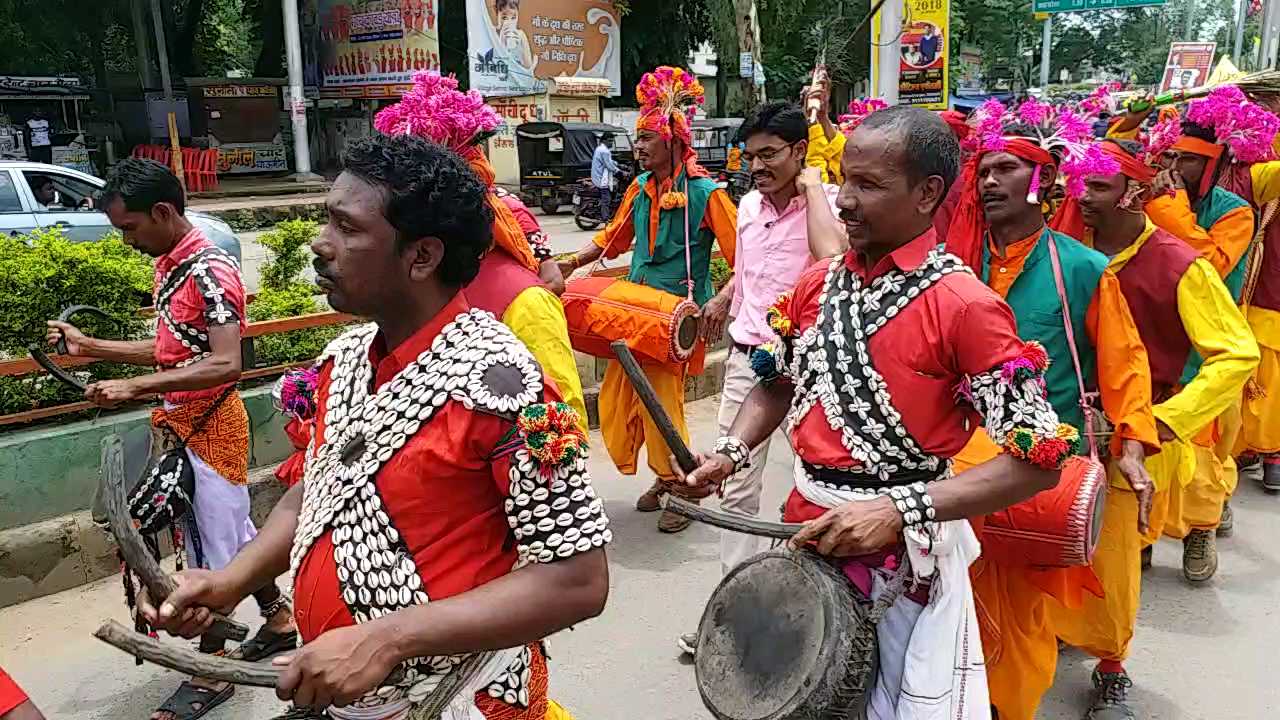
[1184,0,1195,40]
[282,0,320,181]
[1040,14,1053,89]
[876,0,901,104]
[1263,0,1280,69]
[1235,0,1247,65]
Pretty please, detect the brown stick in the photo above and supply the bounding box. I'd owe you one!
[663,496,805,540]
[94,619,278,687]
[610,341,698,474]
[100,435,249,643]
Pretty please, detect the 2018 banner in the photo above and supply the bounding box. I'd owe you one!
[465,0,621,98]
[871,0,951,111]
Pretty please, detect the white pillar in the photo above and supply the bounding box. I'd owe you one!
[282,0,320,181]
[876,0,901,104]
[1040,14,1052,89]
[1235,0,1247,64]
[1264,0,1280,69]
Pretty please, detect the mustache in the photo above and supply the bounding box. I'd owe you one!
[313,260,335,279]
[839,209,864,224]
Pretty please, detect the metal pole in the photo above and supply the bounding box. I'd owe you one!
[130,0,155,89]
[1040,15,1053,89]
[1263,0,1280,69]
[149,0,184,189]
[282,0,319,180]
[1184,0,1195,41]
[876,0,901,104]
[1235,0,1247,65]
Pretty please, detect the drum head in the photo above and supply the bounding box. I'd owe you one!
[1088,464,1107,552]
[675,313,700,355]
[695,551,870,720]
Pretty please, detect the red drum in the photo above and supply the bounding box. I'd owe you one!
[981,455,1107,568]
[562,275,701,365]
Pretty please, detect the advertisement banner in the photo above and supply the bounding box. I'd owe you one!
[465,0,621,98]
[871,0,950,110]
[1159,41,1217,93]
[216,143,289,174]
[313,0,440,99]
[51,146,92,175]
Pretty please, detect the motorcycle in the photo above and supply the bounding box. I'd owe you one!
[573,171,631,230]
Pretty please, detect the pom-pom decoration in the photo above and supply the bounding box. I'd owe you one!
[517,402,589,472]
[373,70,502,152]
[1002,424,1080,470]
[1185,85,1280,163]
[838,97,889,136]
[750,343,785,383]
[274,367,320,421]
[635,66,705,147]
[766,292,795,338]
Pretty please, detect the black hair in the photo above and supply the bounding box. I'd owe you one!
[738,101,807,145]
[494,0,519,10]
[1180,120,1217,143]
[859,105,960,203]
[101,158,185,214]
[27,174,51,188]
[1104,138,1145,159]
[341,134,494,287]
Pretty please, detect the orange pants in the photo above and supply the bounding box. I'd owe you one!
[598,359,687,481]
[1145,439,1235,543]
[1241,308,1280,455]
[1051,479,1142,662]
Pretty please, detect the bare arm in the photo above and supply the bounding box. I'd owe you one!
[927,453,1057,521]
[678,378,795,491]
[81,323,243,407]
[797,169,847,258]
[47,320,155,364]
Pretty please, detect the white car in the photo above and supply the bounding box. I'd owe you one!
[0,160,241,262]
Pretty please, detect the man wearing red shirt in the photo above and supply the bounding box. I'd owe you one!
[47,159,295,720]
[680,106,1071,718]
[141,134,610,719]
[0,669,43,720]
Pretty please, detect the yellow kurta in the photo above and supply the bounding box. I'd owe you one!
[1238,161,1280,454]
[503,285,587,430]
[805,123,846,185]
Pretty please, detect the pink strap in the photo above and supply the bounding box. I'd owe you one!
[1043,230,1100,459]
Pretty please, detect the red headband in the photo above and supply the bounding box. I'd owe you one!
[943,138,1055,269]
[1171,135,1224,198]
[1100,141,1156,184]
[998,137,1055,166]
[940,110,970,141]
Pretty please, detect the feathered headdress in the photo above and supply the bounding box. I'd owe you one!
[1185,85,1280,163]
[1141,107,1182,163]
[373,71,502,153]
[635,66,705,147]
[838,97,888,136]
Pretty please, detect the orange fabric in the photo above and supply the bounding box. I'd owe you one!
[598,358,688,481]
[946,138,1055,270]
[1146,190,1254,278]
[593,170,737,267]
[561,275,700,367]
[464,149,539,273]
[1102,140,1158,183]
[987,236,1157,452]
[1171,136,1225,199]
[473,643,549,720]
[151,392,249,485]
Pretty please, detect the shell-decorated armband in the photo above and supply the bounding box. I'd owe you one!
[958,341,1074,470]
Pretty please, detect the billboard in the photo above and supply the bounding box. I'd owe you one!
[871,0,950,110]
[312,0,441,98]
[1159,41,1217,93]
[465,0,621,98]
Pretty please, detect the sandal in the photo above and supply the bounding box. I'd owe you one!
[153,680,234,720]
[237,626,299,662]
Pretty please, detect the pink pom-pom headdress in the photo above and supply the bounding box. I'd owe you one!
[1185,85,1280,163]
[634,66,705,147]
[373,71,502,153]
[838,97,889,136]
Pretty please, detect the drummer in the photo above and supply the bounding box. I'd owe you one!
[558,66,738,534]
[680,105,1073,719]
[1047,138,1257,719]
[944,122,1159,720]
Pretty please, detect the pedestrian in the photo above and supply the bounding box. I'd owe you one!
[0,668,43,720]
[558,66,738,534]
[25,109,51,165]
[1047,137,1258,720]
[139,133,610,720]
[591,133,619,222]
[945,111,1159,720]
[676,100,841,655]
[45,158,297,720]
[679,105,1074,720]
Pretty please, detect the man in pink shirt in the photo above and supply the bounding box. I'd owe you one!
[678,101,841,656]
[46,159,294,720]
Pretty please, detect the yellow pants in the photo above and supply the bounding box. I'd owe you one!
[546,700,574,719]
[1144,440,1232,543]
[1050,475,1141,662]
[598,359,687,481]
[1241,308,1280,454]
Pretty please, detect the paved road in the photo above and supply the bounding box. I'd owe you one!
[2,397,1275,719]
[238,211,600,295]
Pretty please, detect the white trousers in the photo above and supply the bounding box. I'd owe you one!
[182,447,256,571]
[717,346,779,574]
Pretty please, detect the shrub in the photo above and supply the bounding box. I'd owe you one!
[248,283,343,365]
[710,256,731,293]
[258,219,318,292]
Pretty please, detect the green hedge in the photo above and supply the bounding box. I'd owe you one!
[248,219,345,366]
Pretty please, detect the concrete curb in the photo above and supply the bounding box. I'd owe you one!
[0,348,729,608]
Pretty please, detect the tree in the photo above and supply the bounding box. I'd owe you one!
[612,0,715,104]
[758,0,869,107]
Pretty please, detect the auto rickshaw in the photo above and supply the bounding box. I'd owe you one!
[516,121,631,214]
[690,117,743,175]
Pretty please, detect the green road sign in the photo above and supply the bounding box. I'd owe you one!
[1033,0,1165,12]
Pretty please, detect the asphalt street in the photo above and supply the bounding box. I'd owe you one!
[1,396,1276,719]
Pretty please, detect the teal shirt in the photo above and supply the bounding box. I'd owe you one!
[982,228,1106,431]
[627,168,720,305]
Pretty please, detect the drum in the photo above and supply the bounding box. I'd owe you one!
[981,454,1107,568]
[561,275,701,364]
[694,550,878,720]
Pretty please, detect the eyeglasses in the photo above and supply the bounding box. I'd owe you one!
[742,141,800,165]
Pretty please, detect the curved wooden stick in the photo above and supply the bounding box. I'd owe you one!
[663,496,805,540]
[101,434,249,643]
[610,341,698,473]
[95,619,277,687]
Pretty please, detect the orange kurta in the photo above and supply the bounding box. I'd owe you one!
[970,229,1155,720]
[1146,189,1254,279]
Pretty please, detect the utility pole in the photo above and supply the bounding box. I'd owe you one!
[733,0,766,109]
[1184,0,1196,40]
[282,0,320,180]
[1263,0,1280,69]
[1235,0,1247,65]
[1040,15,1053,89]
[876,0,901,104]
[149,0,184,190]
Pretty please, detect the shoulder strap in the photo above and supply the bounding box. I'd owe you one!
[1044,231,1099,459]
